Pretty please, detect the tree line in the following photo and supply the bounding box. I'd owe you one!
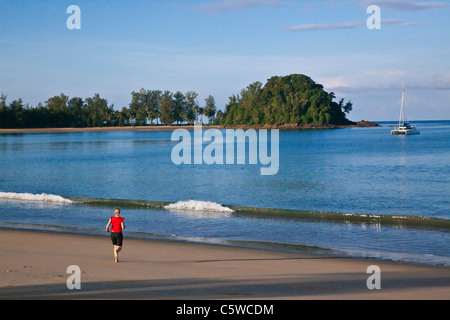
[1,74,355,129]
[0,90,217,128]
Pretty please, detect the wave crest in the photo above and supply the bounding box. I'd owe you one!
[164,200,234,213]
[0,192,73,204]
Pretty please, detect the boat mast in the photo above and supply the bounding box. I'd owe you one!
[399,84,406,126]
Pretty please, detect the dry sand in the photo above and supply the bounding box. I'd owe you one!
[0,228,449,300]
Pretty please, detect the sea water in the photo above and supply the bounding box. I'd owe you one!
[0,121,449,265]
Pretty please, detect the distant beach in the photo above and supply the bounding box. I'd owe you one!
[0,120,380,133]
[0,125,202,133]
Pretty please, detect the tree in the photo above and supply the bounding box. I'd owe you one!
[214,110,225,124]
[147,90,162,125]
[68,97,85,127]
[120,107,131,126]
[159,91,174,125]
[343,101,353,114]
[101,104,115,127]
[130,89,149,126]
[28,102,50,128]
[8,98,25,128]
[204,95,217,124]
[0,93,10,128]
[172,91,186,125]
[45,94,69,127]
[112,110,122,127]
[184,91,198,125]
[85,93,109,127]
[195,106,204,122]
[0,93,6,109]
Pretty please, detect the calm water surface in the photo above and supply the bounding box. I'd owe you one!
[0,121,449,265]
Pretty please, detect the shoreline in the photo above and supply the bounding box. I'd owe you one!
[1,221,449,267]
[0,125,204,133]
[0,121,380,133]
[1,228,449,299]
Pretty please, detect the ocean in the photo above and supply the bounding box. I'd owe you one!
[0,120,449,266]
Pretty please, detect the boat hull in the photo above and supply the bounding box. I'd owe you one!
[391,129,420,135]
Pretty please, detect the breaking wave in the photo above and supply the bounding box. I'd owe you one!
[8,193,443,230]
[164,200,235,214]
[0,192,73,204]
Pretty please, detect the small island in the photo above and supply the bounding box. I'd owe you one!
[216,74,355,127]
[214,74,380,129]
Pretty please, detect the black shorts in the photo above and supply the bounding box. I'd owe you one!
[110,232,123,246]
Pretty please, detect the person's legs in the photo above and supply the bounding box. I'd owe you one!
[114,246,122,261]
[112,232,123,262]
[113,245,118,262]
[111,232,120,262]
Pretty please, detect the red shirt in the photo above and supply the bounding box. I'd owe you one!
[110,216,124,233]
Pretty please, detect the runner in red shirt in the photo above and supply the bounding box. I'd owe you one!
[106,208,126,262]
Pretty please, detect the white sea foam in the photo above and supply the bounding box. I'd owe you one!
[0,192,73,204]
[164,200,234,214]
[333,247,450,267]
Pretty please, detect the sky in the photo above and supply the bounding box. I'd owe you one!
[0,0,449,121]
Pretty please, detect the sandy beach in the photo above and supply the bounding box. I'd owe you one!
[0,126,202,133]
[0,121,378,134]
[0,228,449,300]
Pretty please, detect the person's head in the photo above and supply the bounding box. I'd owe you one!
[114,208,121,217]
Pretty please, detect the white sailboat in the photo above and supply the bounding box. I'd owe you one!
[391,85,420,135]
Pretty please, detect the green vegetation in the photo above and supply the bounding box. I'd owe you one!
[219,74,354,126]
[0,74,355,128]
[0,90,210,128]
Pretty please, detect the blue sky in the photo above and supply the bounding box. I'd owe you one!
[0,0,449,121]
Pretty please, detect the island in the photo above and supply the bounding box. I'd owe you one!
[215,74,379,128]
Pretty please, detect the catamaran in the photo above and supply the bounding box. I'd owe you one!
[391,85,420,135]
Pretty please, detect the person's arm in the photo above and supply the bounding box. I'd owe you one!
[106,218,111,232]
[121,221,125,230]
